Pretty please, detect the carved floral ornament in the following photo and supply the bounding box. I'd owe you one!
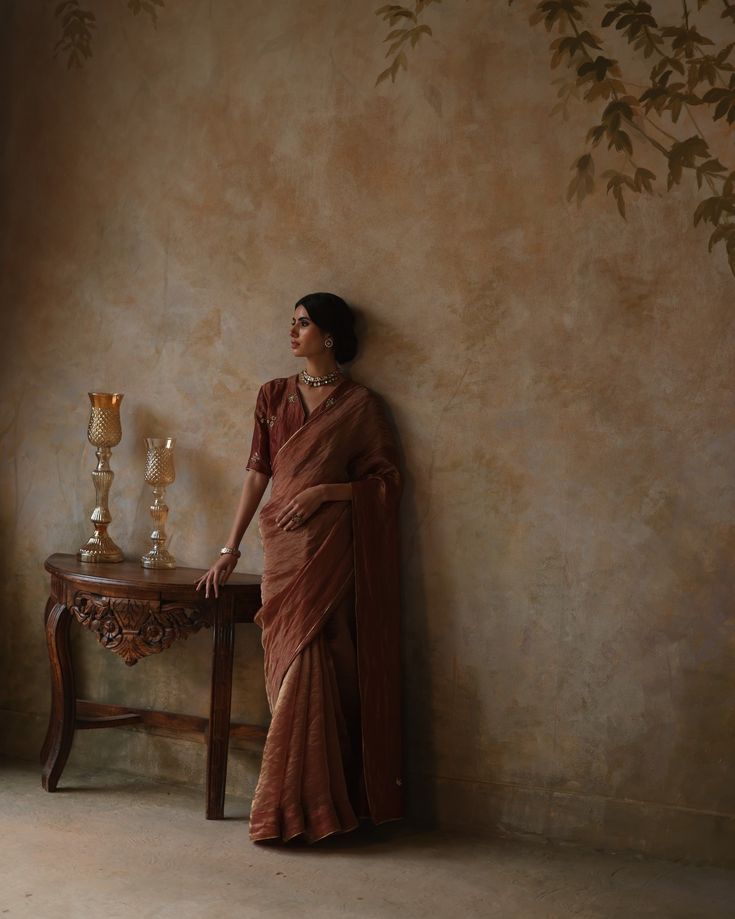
[70,591,209,666]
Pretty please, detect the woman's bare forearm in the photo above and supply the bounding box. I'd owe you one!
[318,483,353,502]
[224,469,269,548]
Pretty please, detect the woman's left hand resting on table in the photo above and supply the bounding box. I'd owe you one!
[193,466,269,599]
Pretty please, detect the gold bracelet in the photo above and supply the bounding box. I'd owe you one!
[219,546,241,559]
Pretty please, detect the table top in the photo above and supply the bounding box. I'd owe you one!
[45,553,261,594]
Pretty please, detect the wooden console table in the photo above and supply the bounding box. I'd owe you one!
[40,553,265,818]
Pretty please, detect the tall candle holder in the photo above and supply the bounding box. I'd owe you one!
[78,392,125,563]
[141,437,177,569]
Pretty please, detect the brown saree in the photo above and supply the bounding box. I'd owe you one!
[245,374,404,843]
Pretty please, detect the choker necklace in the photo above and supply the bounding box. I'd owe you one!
[300,367,342,387]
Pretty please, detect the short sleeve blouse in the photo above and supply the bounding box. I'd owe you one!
[245,385,274,477]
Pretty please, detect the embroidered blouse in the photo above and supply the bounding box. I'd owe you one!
[245,375,340,479]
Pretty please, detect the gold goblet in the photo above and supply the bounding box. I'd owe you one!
[140,437,176,569]
[78,392,125,563]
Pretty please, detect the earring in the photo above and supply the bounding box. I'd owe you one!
[324,337,334,349]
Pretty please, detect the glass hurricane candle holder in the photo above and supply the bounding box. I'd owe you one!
[78,392,125,563]
[140,436,177,569]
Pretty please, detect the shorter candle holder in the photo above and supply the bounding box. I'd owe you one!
[140,436,177,570]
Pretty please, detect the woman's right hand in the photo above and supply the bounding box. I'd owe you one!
[194,554,238,599]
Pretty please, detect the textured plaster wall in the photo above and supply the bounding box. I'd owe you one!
[1,0,733,862]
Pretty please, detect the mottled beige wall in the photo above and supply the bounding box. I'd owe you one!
[1,0,733,862]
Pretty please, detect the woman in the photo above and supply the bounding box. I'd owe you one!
[195,292,404,845]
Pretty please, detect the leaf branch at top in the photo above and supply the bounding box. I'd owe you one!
[53,0,166,68]
[374,1,440,85]
[54,0,96,69]
[528,0,735,274]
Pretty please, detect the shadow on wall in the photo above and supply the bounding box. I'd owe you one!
[655,507,735,826]
[611,514,735,824]
[377,391,490,830]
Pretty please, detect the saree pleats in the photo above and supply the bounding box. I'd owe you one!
[248,588,363,843]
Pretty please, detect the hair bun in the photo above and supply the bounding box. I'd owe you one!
[335,327,357,364]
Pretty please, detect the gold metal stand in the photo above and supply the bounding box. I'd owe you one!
[141,436,176,569]
[78,392,124,563]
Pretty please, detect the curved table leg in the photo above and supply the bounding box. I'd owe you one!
[41,600,76,791]
[39,596,58,765]
[206,592,235,819]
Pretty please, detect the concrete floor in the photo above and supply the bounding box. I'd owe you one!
[1,757,733,919]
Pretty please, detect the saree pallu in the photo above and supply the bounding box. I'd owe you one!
[248,378,404,843]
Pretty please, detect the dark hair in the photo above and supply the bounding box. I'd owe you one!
[294,292,358,364]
